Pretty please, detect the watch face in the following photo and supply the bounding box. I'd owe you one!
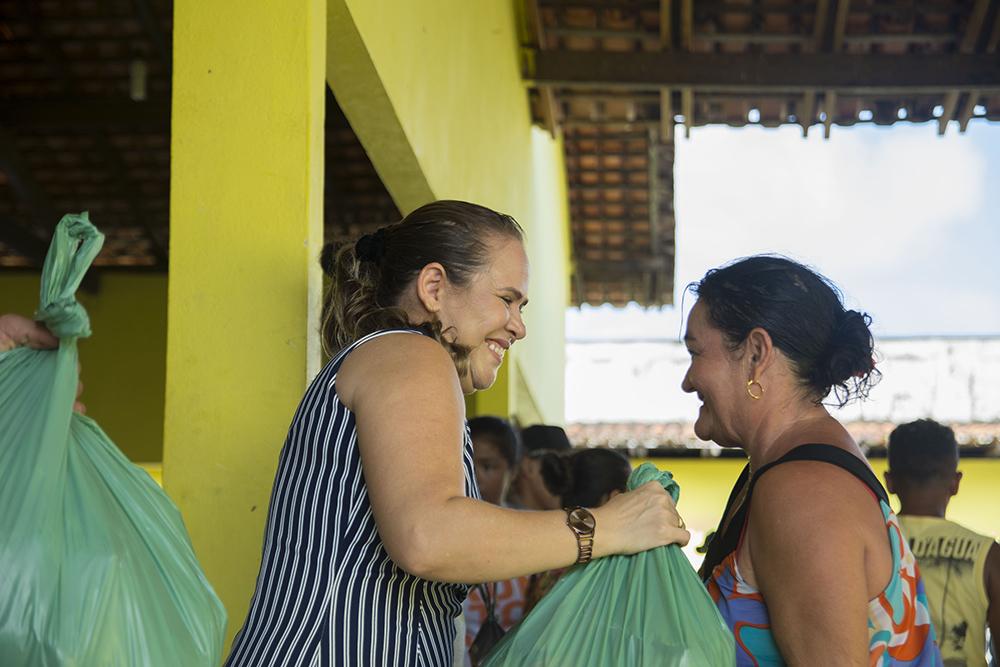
[569,507,596,532]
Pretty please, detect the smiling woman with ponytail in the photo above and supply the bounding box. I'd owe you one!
[224,201,690,667]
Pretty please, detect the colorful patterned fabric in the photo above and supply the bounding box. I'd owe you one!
[708,498,941,666]
[706,445,942,667]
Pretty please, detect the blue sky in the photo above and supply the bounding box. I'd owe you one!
[567,120,1000,341]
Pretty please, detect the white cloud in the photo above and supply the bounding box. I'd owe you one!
[567,123,1000,340]
[673,124,986,289]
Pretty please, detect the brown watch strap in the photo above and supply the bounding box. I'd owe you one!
[565,507,596,564]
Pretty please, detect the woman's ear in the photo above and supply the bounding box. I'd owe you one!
[745,326,775,378]
[414,262,448,313]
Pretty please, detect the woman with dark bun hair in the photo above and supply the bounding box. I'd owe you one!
[539,447,632,509]
[224,201,689,667]
[523,448,635,612]
[689,256,942,666]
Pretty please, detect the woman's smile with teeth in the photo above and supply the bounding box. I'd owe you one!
[487,341,505,359]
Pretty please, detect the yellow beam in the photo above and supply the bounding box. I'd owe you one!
[165,0,326,648]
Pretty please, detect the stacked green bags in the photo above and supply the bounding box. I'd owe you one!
[484,463,735,667]
[0,214,226,666]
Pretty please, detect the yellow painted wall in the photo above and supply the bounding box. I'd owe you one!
[328,0,570,424]
[0,272,166,462]
[166,0,326,647]
[640,457,1000,568]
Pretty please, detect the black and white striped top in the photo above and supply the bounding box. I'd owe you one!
[226,329,480,667]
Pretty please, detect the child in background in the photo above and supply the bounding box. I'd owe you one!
[464,417,530,662]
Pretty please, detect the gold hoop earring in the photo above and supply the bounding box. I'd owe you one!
[746,379,764,400]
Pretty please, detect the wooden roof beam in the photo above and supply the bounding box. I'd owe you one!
[528,52,1000,94]
[0,98,170,130]
[953,0,993,134]
[659,0,672,142]
[679,0,692,51]
[660,0,672,48]
[681,88,693,139]
[812,0,830,52]
[989,6,1000,53]
[816,0,850,139]
[659,88,673,142]
[961,0,992,53]
[801,90,816,137]
[823,91,837,139]
[526,0,558,137]
[937,91,960,136]
[131,0,173,70]
[831,0,850,52]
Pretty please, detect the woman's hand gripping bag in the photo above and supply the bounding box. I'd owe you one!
[483,463,735,667]
[0,214,226,666]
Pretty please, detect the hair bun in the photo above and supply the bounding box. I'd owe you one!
[354,227,388,264]
[539,451,572,497]
[818,309,878,402]
[319,242,337,277]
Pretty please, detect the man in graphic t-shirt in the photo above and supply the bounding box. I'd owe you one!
[886,419,1000,666]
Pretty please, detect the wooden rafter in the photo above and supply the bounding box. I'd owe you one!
[831,0,850,51]
[530,52,1000,94]
[0,99,170,130]
[130,0,172,70]
[679,0,693,51]
[823,91,837,139]
[937,91,961,135]
[812,0,830,53]
[953,0,992,134]
[801,90,816,137]
[526,0,558,137]
[681,88,693,138]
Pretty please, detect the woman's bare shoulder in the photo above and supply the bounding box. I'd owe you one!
[336,332,457,409]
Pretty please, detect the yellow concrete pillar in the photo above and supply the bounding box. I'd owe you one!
[165,0,326,647]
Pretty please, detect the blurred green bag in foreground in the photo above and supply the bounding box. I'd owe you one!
[483,463,735,667]
[0,214,226,666]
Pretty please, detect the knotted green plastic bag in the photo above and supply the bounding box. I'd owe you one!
[483,463,735,666]
[0,214,226,666]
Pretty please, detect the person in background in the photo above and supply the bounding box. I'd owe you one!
[469,416,521,506]
[539,447,632,509]
[691,255,941,665]
[886,419,1000,666]
[507,424,572,510]
[523,447,634,613]
[463,416,530,661]
[521,424,572,454]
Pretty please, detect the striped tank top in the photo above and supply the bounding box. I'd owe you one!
[702,444,942,666]
[226,329,480,667]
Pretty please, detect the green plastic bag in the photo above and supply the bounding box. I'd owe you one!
[483,463,735,666]
[0,214,226,666]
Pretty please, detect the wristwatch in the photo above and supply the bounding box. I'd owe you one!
[565,506,596,564]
